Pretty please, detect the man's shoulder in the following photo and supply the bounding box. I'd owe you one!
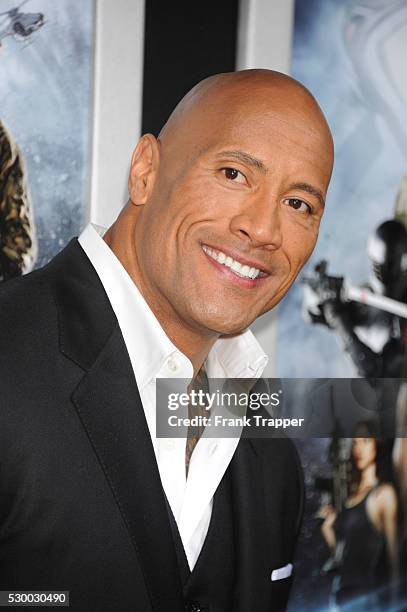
[0,238,92,323]
[0,265,53,332]
[0,239,86,354]
[0,237,118,380]
[0,268,60,407]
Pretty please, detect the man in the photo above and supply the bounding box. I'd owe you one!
[0,70,334,611]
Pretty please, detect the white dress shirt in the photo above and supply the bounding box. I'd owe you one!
[78,223,268,569]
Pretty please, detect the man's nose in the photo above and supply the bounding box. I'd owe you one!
[229,195,283,250]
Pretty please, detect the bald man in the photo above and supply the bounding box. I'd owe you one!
[0,71,333,611]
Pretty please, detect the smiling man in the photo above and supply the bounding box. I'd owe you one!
[0,70,333,611]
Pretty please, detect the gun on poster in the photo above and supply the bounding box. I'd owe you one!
[302,260,407,321]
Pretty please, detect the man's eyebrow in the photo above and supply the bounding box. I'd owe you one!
[215,150,268,174]
[212,151,325,206]
[290,182,326,208]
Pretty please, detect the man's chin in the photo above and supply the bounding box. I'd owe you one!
[196,312,256,337]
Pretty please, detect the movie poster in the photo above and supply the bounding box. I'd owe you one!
[0,0,94,280]
[284,1,407,609]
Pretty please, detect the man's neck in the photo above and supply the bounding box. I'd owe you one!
[154,307,217,376]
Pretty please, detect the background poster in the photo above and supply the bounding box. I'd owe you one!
[278,0,407,378]
[285,1,407,609]
[0,0,94,276]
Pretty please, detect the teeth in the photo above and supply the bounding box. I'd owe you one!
[202,245,261,279]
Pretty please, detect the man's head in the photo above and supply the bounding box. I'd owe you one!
[109,69,334,340]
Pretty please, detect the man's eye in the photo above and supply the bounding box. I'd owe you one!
[221,167,246,184]
[283,198,311,214]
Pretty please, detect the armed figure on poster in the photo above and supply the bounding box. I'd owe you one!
[319,424,399,609]
[0,120,36,281]
[302,220,407,378]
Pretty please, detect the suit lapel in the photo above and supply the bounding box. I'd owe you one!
[45,240,184,612]
[230,439,270,612]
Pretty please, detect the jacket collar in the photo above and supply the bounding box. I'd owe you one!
[43,238,117,371]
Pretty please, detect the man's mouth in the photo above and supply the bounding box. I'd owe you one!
[201,245,268,280]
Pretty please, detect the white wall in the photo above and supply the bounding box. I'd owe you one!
[236,0,295,375]
[237,0,295,74]
[90,0,145,228]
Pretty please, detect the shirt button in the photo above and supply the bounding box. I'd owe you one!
[167,358,179,373]
[186,603,207,612]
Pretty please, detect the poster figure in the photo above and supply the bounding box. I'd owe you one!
[319,428,398,610]
[302,217,407,379]
[290,425,401,612]
[0,120,35,280]
[0,0,94,276]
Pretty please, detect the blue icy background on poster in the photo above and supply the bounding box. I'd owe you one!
[278,0,407,377]
[0,0,93,267]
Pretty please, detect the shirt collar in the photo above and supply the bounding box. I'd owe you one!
[78,223,268,386]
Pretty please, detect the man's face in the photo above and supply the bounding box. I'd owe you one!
[133,92,333,336]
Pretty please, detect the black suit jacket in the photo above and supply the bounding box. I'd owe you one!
[0,239,304,611]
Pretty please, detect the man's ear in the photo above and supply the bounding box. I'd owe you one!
[128,134,160,206]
